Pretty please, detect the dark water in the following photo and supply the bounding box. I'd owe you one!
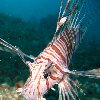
[0,0,100,100]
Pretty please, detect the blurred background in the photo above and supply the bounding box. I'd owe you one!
[0,0,100,99]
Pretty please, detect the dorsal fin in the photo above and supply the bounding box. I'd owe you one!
[51,0,87,65]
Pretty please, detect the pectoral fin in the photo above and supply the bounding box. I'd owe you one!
[71,68,100,79]
[0,38,35,64]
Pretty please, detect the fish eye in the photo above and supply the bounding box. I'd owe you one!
[43,70,51,79]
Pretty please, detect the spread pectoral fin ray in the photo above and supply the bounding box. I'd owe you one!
[0,38,35,64]
[71,68,100,79]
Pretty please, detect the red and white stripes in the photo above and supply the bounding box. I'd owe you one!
[17,29,74,100]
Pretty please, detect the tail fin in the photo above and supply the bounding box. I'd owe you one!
[0,38,35,64]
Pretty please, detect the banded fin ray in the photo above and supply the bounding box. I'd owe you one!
[0,38,35,64]
[71,68,100,79]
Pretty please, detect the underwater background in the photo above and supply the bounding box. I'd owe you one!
[0,0,100,100]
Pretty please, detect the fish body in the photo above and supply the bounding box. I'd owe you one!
[17,28,80,100]
[18,30,69,99]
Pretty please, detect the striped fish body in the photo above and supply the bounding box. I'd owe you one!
[19,28,79,100]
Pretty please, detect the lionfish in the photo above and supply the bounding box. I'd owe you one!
[0,0,100,100]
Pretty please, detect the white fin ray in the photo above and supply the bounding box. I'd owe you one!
[58,75,80,100]
[0,38,35,64]
[64,79,76,100]
[62,84,66,100]
[67,75,85,96]
[66,78,79,98]
[65,90,69,100]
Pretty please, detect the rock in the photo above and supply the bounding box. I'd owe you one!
[1,83,10,89]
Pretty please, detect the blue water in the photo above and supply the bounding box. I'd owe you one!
[0,0,99,38]
[0,0,61,21]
